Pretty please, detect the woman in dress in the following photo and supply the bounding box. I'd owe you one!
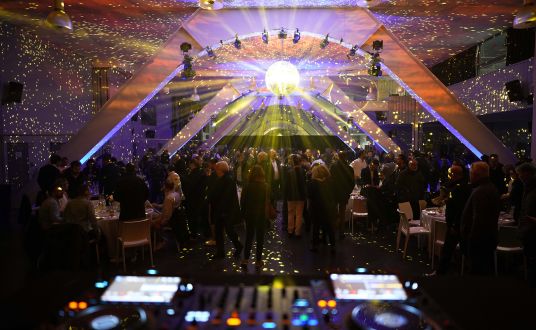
[308,164,337,253]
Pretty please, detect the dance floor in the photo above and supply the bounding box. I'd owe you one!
[127,207,431,278]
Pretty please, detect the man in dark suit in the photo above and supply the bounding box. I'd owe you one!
[435,164,472,275]
[209,161,242,259]
[360,159,380,187]
[330,152,355,238]
[396,159,426,220]
[114,163,149,221]
[461,161,500,276]
[37,154,62,195]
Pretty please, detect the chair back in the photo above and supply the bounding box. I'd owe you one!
[498,226,522,248]
[418,199,427,212]
[398,202,413,220]
[352,198,367,213]
[119,219,151,243]
[398,211,410,231]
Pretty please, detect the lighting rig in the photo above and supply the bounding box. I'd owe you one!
[367,40,383,77]
[262,29,269,43]
[233,34,242,49]
[180,42,196,79]
[293,28,301,44]
[278,27,287,39]
[320,34,330,49]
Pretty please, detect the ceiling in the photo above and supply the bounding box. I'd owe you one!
[0,0,521,71]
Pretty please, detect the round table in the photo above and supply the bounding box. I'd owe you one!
[94,204,154,260]
[421,208,516,230]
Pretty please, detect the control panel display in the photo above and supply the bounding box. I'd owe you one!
[330,274,407,301]
[101,276,181,303]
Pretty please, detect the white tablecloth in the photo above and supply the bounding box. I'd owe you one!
[421,208,515,231]
[94,203,154,260]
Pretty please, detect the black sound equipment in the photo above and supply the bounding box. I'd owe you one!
[57,274,453,330]
[504,80,524,102]
[2,81,24,104]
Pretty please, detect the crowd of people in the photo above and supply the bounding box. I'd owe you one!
[28,146,536,285]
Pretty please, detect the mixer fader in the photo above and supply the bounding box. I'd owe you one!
[62,274,455,329]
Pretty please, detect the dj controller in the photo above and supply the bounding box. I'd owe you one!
[59,273,457,330]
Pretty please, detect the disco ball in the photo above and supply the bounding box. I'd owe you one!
[265,61,300,96]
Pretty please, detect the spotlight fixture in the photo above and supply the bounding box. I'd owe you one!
[372,40,383,52]
[198,0,223,10]
[180,42,192,54]
[293,28,301,44]
[367,40,383,77]
[320,34,330,49]
[233,34,242,49]
[347,45,358,58]
[356,0,385,8]
[45,0,73,31]
[180,43,195,79]
[514,0,536,29]
[205,46,215,57]
[278,27,287,39]
[262,29,269,44]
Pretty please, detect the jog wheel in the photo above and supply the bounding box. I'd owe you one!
[66,305,150,330]
[347,302,440,330]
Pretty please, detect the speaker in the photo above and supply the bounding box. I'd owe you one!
[145,129,155,139]
[375,111,387,122]
[2,81,24,104]
[504,80,524,102]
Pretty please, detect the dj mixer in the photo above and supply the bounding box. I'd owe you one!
[60,273,457,330]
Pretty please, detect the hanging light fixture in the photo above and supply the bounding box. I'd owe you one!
[45,0,73,31]
[198,0,223,10]
[513,0,536,29]
[356,0,386,8]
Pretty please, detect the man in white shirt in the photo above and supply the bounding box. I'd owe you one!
[350,150,367,184]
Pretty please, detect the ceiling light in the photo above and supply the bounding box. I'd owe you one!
[265,61,300,96]
[199,0,223,10]
[513,0,536,29]
[278,28,287,39]
[45,0,73,31]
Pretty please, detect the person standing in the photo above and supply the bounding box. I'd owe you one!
[241,165,269,269]
[64,160,87,199]
[516,162,536,286]
[460,161,500,276]
[435,165,472,275]
[488,154,507,195]
[350,150,368,185]
[114,163,149,221]
[308,164,337,254]
[396,159,426,220]
[285,154,307,238]
[330,152,355,238]
[210,161,243,259]
[37,154,62,197]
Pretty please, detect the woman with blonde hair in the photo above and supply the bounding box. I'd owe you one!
[308,164,337,253]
